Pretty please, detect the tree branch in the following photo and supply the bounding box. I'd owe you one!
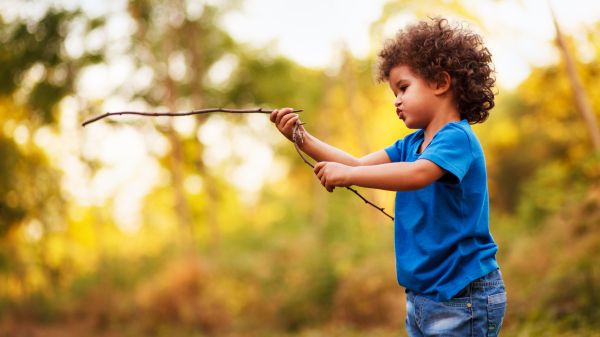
[81,108,303,127]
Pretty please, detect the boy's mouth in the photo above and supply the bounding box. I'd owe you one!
[396,108,405,120]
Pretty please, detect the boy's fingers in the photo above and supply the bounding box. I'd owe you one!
[323,180,334,193]
[313,162,334,192]
[270,109,278,123]
[279,112,295,127]
[275,107,294,124]
[282,114,299,130]
[275,110,285,124]
[313,161,325,175]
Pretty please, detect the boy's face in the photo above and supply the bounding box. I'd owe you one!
[388,64,440,129]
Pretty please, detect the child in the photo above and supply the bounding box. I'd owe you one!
[270,17,506,336]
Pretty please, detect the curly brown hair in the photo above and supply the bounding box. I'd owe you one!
[377,17,495,124]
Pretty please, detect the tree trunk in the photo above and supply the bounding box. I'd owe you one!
[551,5,600,152]
[186,20,221,253]
[165,35,194,248]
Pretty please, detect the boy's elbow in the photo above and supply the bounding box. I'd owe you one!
[409,162,442,189]
[409,173,432,190]
[392,171,430,191]
[412,176,433,190]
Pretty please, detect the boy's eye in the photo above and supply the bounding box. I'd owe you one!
[400,85,408,92]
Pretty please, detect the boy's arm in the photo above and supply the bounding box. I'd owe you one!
[314,159,445,192]
[302,133,392,166]
[271,108,391,166]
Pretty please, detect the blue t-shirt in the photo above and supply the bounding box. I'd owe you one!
[384,120,498,302]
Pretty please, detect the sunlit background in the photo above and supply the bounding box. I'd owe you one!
[1,0,599,336]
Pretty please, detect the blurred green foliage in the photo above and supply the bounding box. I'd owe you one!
[0,1,599,337]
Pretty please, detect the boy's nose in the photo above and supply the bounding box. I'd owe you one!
[395,95,402,106]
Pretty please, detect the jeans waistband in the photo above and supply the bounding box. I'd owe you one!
[471,269,503,288]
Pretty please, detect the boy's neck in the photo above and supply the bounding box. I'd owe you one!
[421,104,461,151]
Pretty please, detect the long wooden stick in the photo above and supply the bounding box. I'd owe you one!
[81,108,303,127]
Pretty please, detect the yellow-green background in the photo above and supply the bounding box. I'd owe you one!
[1,1,599,336]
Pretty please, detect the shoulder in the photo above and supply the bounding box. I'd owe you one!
[439,120,472,140]
[421,121,482,183]
[433,120,481,154]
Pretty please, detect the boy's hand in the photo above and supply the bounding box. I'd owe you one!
[314,161,353,192]
[270,108,304,142]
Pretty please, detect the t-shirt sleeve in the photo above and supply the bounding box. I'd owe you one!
[420,125,473,183]
[384,138,404,163]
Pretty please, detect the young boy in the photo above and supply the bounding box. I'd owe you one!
[270,17,506,336]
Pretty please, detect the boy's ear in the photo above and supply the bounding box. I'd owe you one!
[433,71,452,95]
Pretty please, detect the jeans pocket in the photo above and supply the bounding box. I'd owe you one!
[487,292,507,337]
[441,296,471,308]
[420,295,473,336]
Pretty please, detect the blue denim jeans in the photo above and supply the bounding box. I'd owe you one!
[405,269,507,337]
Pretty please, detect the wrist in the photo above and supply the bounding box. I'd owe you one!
[296,129,311,150]
[346,165,359,186]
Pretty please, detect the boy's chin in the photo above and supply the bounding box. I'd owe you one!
[402,118,428,130]
[402,120,419,129]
